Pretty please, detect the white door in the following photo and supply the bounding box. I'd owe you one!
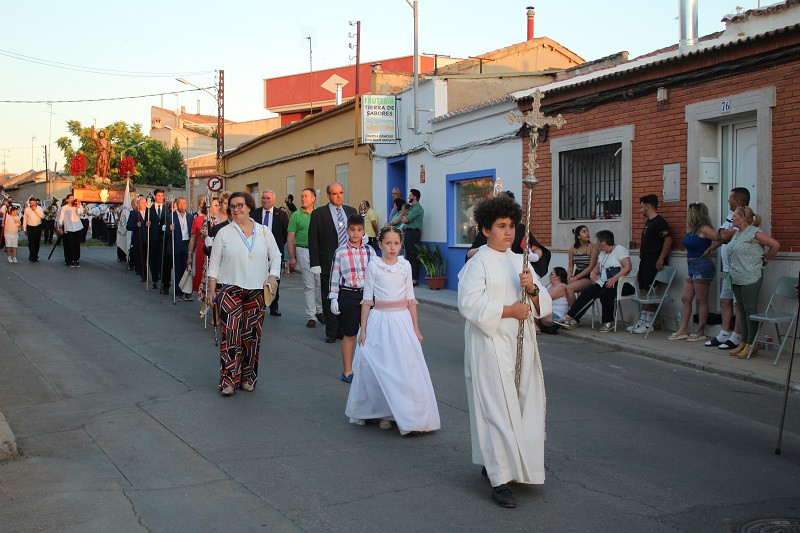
[733,122,757,208]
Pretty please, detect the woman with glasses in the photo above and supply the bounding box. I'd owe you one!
[207,192,282,396]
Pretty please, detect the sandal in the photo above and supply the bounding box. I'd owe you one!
[687,333,707,342]
[668,332,688,341]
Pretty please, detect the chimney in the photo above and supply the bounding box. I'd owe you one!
[527,6,535,40]
[197,99,201,114]
[335,84,342,106]
[181,105,186,114]
[678,0,698,54]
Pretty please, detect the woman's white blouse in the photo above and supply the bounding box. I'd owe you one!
[208,221,281,289]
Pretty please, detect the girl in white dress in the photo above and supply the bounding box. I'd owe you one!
[345,226,441,434]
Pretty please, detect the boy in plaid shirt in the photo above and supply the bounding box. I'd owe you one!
[329,214,375,382]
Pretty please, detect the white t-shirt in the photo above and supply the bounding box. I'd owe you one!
[718,209,739,273]
[596,245,630,285]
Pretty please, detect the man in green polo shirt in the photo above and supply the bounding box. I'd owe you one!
[402,188,424,285]
[288,187,324,328]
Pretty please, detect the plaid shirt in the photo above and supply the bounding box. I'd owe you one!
[328,240,375,299]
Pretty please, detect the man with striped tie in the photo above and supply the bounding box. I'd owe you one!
[309,183,357,343]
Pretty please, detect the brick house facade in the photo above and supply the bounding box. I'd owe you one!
[511,2,800,325]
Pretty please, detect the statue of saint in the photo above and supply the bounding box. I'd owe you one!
[91,126,112,181]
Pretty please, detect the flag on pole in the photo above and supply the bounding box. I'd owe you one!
[117,179,131,259]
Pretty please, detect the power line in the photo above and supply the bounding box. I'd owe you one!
[0,48,212,78]
[0,87,215,104]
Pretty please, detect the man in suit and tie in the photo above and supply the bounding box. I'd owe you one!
[252,189,289,316]
[309,183,357,343]
[150,189,167,290]
[165,197,194,300]
[126,196,158,282]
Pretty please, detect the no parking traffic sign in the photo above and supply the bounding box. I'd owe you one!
[207,176,223,192]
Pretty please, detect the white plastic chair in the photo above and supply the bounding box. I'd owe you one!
[630,265,677,339]
[745,276,799,365]
[591,270,638,331]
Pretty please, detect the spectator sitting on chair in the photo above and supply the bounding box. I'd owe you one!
[554,230,632,333]
[565,225,599,307]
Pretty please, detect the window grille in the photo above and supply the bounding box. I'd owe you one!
[559,143,622,220]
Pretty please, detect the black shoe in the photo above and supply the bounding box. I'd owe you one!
[316,313,326,325]
[152,282,158,289]
[270,309,282,317]
[481,466,488,478]
[325,336,336,343]
[705,337,725,347]
[491,484,517,509]
[718,339,737,350]
[306,319,316,328]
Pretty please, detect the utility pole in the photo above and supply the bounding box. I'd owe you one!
[307,36,314,116]
[350,20,361,155]
[217,69,224,188]
[405,0,419,134]
[43,145,49,198]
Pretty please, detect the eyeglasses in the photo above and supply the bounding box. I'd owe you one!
[230,203,247,210]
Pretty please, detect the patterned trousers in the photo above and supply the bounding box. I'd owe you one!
[218,286,266,390]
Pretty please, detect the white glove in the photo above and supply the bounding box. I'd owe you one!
[310,266,322,275]
[330,298,340,315]
[204,236,213,247]
[528,250,540,263]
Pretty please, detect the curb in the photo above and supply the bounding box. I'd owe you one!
[414,294,799,393]
[0,410,18,461]
[555,329,799,392]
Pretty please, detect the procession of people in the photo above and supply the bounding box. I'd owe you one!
[3,179,786,510]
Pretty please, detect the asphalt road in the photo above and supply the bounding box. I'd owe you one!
[0,246,799,532]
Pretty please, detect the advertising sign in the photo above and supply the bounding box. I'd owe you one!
[361,95,397,144]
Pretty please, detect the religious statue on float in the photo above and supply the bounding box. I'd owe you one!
[90,125,112,185]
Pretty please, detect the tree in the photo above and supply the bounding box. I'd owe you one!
[56,120,185,187]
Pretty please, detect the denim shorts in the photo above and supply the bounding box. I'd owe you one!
[687,256,716,281]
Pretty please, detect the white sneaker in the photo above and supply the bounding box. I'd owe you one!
[6,257,11,263]
[633,321,652,334]
[379,419,393,430]
[627,319,643,333]
[12,257,17,263]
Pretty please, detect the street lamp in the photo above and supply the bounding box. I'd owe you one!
[165,126,190,205]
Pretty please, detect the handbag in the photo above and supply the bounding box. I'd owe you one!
[179,266,194,294]
[262,225,276,306]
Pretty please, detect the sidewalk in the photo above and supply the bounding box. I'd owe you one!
[413,285,800,391]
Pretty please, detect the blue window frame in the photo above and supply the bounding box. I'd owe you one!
[446,169,496,247]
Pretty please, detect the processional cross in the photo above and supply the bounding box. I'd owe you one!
[503,89,566,394]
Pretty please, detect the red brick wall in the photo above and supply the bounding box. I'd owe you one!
[520,58,800,252]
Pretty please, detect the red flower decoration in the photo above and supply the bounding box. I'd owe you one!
[70,153,87,177]
[119,155,136,178]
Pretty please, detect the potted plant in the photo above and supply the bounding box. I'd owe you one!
[414,243,448,290]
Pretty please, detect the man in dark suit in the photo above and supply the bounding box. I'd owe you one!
[149,189,167,290]
[309,183,357,342]
[252,189,289,316]
[165,197,194,300]
[126,196,158,282]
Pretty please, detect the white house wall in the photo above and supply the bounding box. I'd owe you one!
[372,78,523,288]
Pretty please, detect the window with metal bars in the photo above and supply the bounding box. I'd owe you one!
[559,143,622,220]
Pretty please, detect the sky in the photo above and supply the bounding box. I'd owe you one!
[0,0,760,174]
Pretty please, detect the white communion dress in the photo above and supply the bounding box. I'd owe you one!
[345,256,441,434]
